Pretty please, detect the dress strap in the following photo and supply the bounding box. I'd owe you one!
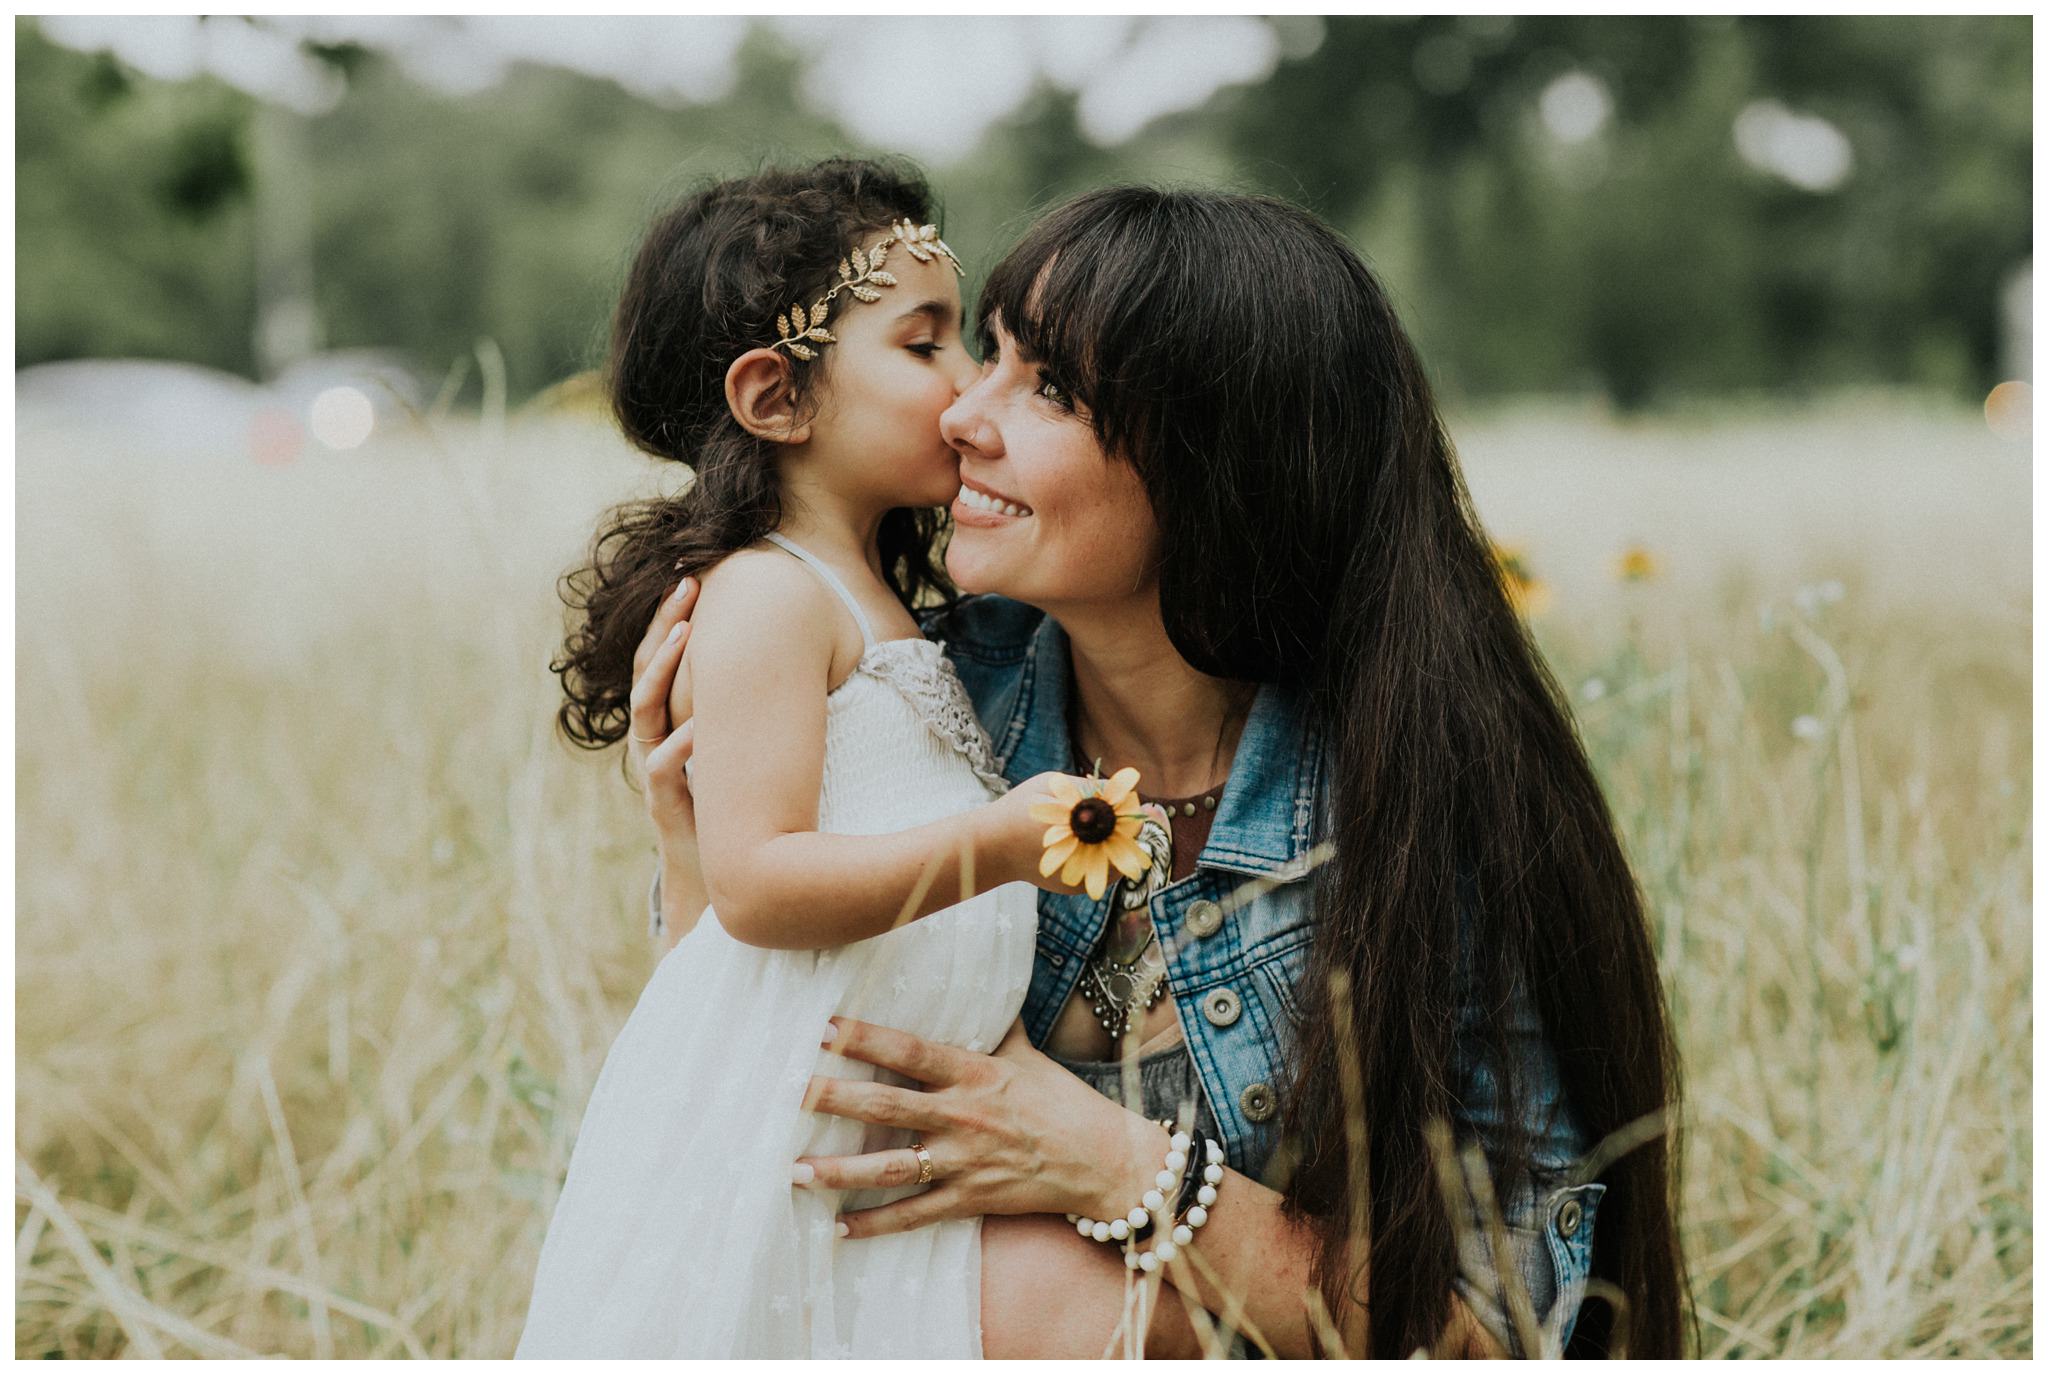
[761,532,876,650]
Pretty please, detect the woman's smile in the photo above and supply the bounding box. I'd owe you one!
[951,474,1035,523]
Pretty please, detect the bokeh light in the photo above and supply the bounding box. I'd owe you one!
[1983,380,2031,443]
[1540,71,1613,145]
[308,386,375,450]
[1733,99,1854,192]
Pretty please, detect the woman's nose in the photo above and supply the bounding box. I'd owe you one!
[940,376,999,459]
[944,345,980,396]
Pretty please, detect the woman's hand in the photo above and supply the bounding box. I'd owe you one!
[795,1016,1171,1237]
[630,575,708,944]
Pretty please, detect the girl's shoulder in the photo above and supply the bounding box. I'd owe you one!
[689,544,862,685]
[693,544,832,615]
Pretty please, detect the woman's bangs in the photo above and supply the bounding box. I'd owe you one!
[976,212,1143,413]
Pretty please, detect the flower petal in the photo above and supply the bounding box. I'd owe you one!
[1082,851,1112,901]
[1060,851,1092,885]
[1114,814,1144,838]
[1102,767,1141,807]
[1040,835,1081,877]
[1044,776,1083,806]
[1043,823,1077,847]
[1106,833,1152,880]
[1030,803,1074,825]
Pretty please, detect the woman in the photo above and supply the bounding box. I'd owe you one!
[623,186,1690,1357]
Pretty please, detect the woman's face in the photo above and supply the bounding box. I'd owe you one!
[940,316,1159,607]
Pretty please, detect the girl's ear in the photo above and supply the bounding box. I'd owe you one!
[724,349,813,444]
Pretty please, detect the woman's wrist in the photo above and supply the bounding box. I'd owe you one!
[1076,1111,1174,1224]
[656,845,709,926]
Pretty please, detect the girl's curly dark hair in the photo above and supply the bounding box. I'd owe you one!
[552,158,956,753]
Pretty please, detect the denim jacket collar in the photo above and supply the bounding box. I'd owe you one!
[994,612,1324,881]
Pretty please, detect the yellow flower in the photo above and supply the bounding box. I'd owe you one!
[1029,766,1154,902]
[1614,544,1660,583]
[1491,540,1552,616]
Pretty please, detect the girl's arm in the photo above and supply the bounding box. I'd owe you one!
[688,551,1051,951]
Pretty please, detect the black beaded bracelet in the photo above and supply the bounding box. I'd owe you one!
[1170,1138,1205,1221]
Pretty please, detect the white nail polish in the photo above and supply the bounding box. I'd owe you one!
[792,1162,815,1186]
[835,1221,850,1238]
[665,622,686,646]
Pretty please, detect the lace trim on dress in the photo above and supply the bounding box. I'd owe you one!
[852,639,1011,795]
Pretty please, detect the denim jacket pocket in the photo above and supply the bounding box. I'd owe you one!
[1540,1180,1606,1351]
[1246,936,1313,1034]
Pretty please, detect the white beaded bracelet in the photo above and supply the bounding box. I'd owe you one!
[1065,1122,1188,1248]
[1064,1130,1225,1272]
[1122,1137,1223,1270]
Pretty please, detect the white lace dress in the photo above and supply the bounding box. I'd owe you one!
[516,534,1039,1358]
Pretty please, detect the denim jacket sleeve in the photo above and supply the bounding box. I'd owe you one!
[1447,905,1605,1357]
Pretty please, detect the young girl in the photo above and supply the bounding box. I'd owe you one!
[522,162,1146,1357]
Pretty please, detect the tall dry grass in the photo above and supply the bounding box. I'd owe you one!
[14,391,2030,1356]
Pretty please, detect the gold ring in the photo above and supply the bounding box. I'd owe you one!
[632,731,667,744]
[910,1140,934,1186]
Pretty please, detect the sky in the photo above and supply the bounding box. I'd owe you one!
[38,15,1324,163]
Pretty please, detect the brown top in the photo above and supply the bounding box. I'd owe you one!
[1148,794,1219,882]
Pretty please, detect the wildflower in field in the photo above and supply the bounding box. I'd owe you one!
[1031,766,1153,901]
[1490,541,1551,616]
[1581,677,1608,703]
[1790,714,1825,741]
[1614,544,1660,583]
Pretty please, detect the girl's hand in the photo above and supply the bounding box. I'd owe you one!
[978,771,1091,894]
[986,770,1166,899]
[794,1016,1172,1237]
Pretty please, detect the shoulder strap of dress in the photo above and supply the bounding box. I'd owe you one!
[761,532,876,650]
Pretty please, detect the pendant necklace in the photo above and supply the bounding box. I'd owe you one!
[1070,729,1177,1043]
[1066,689,1248,1043]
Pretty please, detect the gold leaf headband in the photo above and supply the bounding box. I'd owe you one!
[769,219,965,361]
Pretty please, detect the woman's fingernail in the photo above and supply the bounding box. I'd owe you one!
[675,576,694,598]
[821,1021,838,1047]
[835,1221,850,1238]
[665,621,686,646]
[792,1162,815,1186]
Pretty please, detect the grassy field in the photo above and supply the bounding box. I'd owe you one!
[15,392,2031,1356]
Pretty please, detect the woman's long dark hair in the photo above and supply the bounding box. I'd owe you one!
[979,188,1690,1357]
[553,158,955,751]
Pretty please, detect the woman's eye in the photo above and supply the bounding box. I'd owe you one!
[1035,373,1073,411]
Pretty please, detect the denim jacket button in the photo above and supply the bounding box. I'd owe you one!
[1239,1081,1277,1122]
[1183,900,1224,938]
[1556,1196,1583,1239]
[1201,988,1242,1027]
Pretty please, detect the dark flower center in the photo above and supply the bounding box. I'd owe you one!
[1070,797,1118,844]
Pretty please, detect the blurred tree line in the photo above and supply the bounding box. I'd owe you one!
[15,15,2030,410]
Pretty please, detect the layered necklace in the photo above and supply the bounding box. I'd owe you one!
[1075,819,1173,1042]
[1068,713,1233,1044]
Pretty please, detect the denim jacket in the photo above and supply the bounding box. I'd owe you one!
[647,592,1606,1353]
[925,595,1606,1355]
